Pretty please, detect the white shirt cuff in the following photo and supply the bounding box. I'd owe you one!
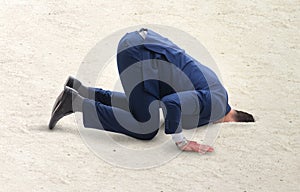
[172,132,184,143]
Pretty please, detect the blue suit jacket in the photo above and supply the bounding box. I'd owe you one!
[117,29,231,133]
[144,30,231,123]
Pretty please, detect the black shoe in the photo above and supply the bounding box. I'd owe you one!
[64,76,82,90]
[51,90,65,115]
[49,88,74,129]
[51,76,80,115]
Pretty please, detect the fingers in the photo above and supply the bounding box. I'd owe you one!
[180,141,214,154]
[198,144,214,154]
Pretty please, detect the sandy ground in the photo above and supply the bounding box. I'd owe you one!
[0,0,299,191]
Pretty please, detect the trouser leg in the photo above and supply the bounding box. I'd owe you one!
[81,85,160,140]
[82,98,159,140]
[88,88,129,112]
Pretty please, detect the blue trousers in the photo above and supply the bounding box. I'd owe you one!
[82,87,201,140]
[81,31,201,140]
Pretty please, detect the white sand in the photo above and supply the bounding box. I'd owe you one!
[0,0,299,191]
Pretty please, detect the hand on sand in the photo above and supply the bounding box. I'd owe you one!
[180,140,214,154]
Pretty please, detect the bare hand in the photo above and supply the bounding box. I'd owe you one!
[179,140,214,154]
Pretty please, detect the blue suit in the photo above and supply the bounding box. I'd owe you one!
[82,29,231,140]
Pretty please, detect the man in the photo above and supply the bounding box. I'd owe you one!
[49,28,254,154]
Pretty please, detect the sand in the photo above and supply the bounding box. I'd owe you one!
[0,0,299,191]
